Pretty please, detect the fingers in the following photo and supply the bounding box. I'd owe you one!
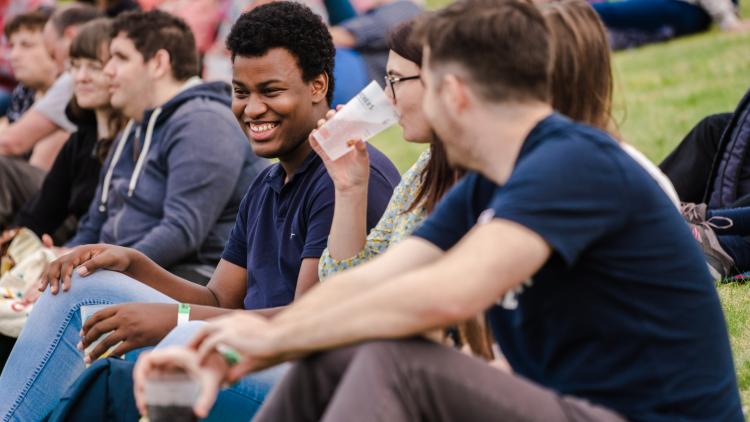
[186,325,213,351]
[193,374,220,418]
[41,234,54,248]
[227,360,255,383]
[85,329,125,363]
[196,331,226,366]
[76,251,111,277]
[81,309,118,346]
[133,351,153,415]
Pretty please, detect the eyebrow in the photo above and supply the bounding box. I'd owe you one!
[232,79,285,90]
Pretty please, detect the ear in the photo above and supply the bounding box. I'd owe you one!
[442,74,470,116]
[148,49,173,80]
[310,72,329,105]
[63,26,78,41]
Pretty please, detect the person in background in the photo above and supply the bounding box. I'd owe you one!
[0,16,126,371]
[589,0,750,49]
[0,4,103,229]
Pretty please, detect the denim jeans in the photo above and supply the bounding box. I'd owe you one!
[0,270,285,421]
[593,0,711,36]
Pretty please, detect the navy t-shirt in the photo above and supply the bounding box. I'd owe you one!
[222,147,400,310]
[414,114,742,422]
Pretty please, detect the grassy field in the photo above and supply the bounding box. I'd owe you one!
[367,3,750,409]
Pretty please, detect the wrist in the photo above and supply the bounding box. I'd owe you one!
[334,182,368,197]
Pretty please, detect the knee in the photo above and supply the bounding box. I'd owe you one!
[156,321,206,349]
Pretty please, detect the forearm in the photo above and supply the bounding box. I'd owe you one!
[327,186,368,260]
[270,222,549,359]
[0,110,58,156]
[275,238,442,325]
[272,261,473,359]
[127,251,219,306]
[28,131,70,171]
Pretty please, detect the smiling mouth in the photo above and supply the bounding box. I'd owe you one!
[247,121,280,141]
[249,122,279,133]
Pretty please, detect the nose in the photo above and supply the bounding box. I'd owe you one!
[9,45,21,63]
[103,59,115,79]
[243,93,269,119]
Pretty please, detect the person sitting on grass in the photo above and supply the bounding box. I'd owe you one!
[132,1,742,421]
[0,3,399,421]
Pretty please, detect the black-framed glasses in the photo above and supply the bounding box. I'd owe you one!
[384,74,420,104]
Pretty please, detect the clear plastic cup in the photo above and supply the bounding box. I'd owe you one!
[312,80,400,161]
[80,304,121,365]
[144,372,201,422]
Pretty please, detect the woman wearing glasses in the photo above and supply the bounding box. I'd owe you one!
[313,19,464,282]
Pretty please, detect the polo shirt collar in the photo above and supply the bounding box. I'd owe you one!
[265,150,321,193]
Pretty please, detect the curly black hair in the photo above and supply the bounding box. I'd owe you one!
[226,1,335,105]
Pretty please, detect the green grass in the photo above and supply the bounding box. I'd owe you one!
[368,1,750,406]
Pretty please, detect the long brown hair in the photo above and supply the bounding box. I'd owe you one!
[69,18,126,162]
[542,0,618,136]
[387,20,463,214]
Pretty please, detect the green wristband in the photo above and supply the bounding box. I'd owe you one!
[177,303,190,325]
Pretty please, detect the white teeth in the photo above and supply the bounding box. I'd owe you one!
[250,122,278,133]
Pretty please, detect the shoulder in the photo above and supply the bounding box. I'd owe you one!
[516,122,627,184]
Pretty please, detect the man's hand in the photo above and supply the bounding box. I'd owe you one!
[39,244,138,294]
[189,311,281,382]
[310,107,370,193]
[79,303,178,364]
[133,347,227,419]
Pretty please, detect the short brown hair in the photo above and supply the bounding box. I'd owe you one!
[111,10,199,81]
[542,0,615,134]
[48,3,103,35]
[417,0,551,103]
[4,9,52,39]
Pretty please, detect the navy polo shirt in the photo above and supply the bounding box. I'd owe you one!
[222,146,400,310]
[414,114,742,422]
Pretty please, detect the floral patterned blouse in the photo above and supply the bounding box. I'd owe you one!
[318,148,431,280]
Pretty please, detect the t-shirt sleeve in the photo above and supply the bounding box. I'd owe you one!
[489,139,628,266]
[412,173,479,251]
[31,73,76,132]
[301,177,336,259]
[221,189,251,268]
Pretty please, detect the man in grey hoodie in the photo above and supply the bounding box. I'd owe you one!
[66,10,267,283]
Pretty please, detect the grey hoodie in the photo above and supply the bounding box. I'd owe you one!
[68,80,268,268]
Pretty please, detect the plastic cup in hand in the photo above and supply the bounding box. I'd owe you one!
[144,372,201,422]
[80,304,121,365]
[312,80,400,161]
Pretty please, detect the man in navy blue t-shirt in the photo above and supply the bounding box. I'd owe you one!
[158,1,742,421]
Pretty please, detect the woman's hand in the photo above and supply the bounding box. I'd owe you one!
[310,108,370,193]
[133,347,227,419]
[39,244,139,294]
[79,303,179,364]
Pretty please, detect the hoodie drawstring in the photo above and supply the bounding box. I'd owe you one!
[99,119,134,212]
[129,107,163,196]
[98,107,162,212]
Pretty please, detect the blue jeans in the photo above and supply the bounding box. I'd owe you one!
[593,0,711,36]
[0,270,285,421]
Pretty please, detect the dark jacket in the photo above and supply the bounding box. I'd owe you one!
[13,106,100,240]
